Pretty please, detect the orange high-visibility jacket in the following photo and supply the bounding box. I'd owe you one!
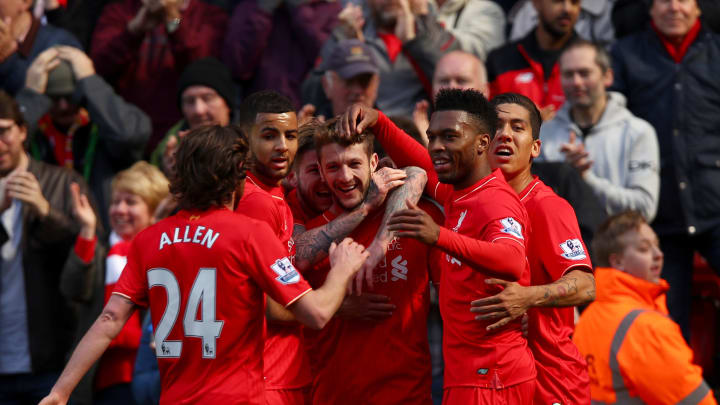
[574,268,715,405]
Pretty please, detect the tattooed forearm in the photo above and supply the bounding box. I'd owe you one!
[294,209,369,270]
[534,268,595,308]
[373,166,428,243]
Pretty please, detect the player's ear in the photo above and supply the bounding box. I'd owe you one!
[477,134,490,155]
[531,139,541,159]
[286,170,298,188]
[370,152,379,172]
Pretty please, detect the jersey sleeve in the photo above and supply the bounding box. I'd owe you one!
[533,196,593,281]
[112,236,149,307]
[242,222,312,307]
[372,112,454,203]
[620,314,714,405]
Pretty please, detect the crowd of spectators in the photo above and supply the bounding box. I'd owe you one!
[1,0,719,403]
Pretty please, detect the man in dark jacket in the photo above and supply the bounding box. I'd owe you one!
[16,46,150,231]
[486,0,580,120]
[0,90,93,403]
[611,0,720,339]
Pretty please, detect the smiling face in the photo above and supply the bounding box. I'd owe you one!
[611,223,664,284]
[109,190,153,241]
[294,149,332,215]
[247,112,298,184]
[318,142,377,211]
[427,110,489,189]
[650,0,701,40]
[491,103,540,180]
[0,118,27,176]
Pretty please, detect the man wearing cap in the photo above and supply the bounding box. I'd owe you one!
[16,46,150,230]
[303,39,380,120]
[150,57,236,178]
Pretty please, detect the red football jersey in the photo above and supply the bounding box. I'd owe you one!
[286,189,314,228]
[303,200,443,405]
[113,208,311,405]
[235,173,310,390]
[519,177,593,404]
[436,170,536,389]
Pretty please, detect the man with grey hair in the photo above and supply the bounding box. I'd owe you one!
[538,39,660,222]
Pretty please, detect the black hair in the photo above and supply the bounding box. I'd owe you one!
[434,88,497,139]
[490,93,542,140]
[238,90,294,132]
[0,91,26,128]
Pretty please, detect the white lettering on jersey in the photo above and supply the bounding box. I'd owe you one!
[391,255,408,281]
[499,217,523,240]
[270,257,300,285]
[159,226,220,250]
[559,239,587,261]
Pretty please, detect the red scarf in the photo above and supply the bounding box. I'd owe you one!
[652,19,702,63]
[378,33,403,63]
[37,109,90,169]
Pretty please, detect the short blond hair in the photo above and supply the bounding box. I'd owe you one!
[111,161,170,213]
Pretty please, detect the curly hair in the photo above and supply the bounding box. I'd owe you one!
[315,117,374,160]
[434,88,497,139]
[170,125,249,211]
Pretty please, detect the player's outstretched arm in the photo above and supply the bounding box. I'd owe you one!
[470,269,595,331]
[290,238,368,329]
[293,167,405,270]
[39,295,136,405]
[352,166,427,295]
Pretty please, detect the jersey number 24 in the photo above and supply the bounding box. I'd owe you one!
[148,268,224,359]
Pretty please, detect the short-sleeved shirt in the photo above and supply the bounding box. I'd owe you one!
[235,173,309,390]
[303,200,443,404]
[113,208,311,405]
[438,169,536,389]
[520,177,593,403]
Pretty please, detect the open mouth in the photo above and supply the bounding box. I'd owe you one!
[337,184,358,194]
[432,156,452,172]
[270,157,288,169]
[494,146,513,157]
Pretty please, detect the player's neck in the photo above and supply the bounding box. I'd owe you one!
[298,193,323,219]
[249,168,281,189]
[505,166,534,194]
[455,159,493,190]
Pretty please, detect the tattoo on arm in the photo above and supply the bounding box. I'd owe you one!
[374,167,427,243]
[294,210,367,270]
[536,268,594,307]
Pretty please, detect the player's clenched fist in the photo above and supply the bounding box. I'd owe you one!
[329,237,369,277]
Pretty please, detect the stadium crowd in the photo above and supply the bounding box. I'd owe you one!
[0,0,718,403]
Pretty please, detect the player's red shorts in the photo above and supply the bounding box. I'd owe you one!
[442,380,536,405]
[265,387,311,405]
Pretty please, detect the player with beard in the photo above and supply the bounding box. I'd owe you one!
[485,0,581,120]
[236,91,412,404]
[302,120,441,404]
[38,125,369,405]
[338,88,536,403]
[470,93,595,404]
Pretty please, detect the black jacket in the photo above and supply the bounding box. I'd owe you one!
[0,158,91,373]
[611,25,720,236]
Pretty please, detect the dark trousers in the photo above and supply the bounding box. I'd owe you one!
[0,372,59,405]
[660,226,720,340]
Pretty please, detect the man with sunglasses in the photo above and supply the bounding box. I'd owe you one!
[16,46,150,230]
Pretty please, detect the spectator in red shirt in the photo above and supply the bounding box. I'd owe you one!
[61,161,169,405]
[90,0,228,153]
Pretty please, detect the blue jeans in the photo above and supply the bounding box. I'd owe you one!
[0,372,59,405]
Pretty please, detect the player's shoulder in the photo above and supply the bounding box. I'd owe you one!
[525,180,575,215]
[481,175,526,215]
[418,197,445,222]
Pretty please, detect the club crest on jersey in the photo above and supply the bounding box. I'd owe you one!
[499,217,523,239]
[560,239,587,260]
[452,210,467,232]
[270,257,300,285]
